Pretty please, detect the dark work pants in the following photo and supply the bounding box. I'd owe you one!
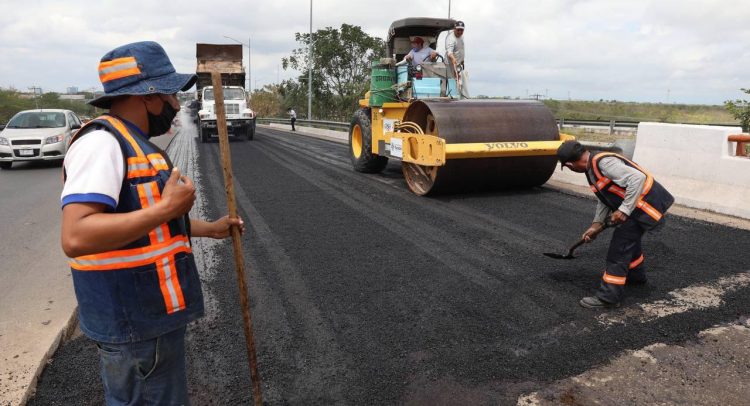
[97,326,189,405]
[291,117,296,131]
[597,218,647,303]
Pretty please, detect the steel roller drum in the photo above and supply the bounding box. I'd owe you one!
[401,100,560,195]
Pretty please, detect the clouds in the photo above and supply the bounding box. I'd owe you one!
[0,0,747,104]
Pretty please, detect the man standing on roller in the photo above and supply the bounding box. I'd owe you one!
[61,41,244,404]
[446,20,468,98]
[556,141,674,309]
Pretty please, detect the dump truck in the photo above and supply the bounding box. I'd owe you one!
[349,18,574,195]
[196,43,256,142]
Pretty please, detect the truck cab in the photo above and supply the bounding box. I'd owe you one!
[198,85,255,142]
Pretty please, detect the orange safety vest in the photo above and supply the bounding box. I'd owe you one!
[65,114,203,343]
[586,152,674,228]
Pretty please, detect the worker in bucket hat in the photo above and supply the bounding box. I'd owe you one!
[61,41,244,405]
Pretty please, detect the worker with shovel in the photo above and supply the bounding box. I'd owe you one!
[556,141,674,309]
[60,41,244,405]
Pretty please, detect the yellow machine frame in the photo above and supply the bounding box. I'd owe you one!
[358,94,575,167]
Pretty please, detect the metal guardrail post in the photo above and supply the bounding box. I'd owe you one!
[728,134,750,157]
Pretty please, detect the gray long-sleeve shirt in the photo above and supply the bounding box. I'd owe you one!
[587,156,647,223]
[445,31,465,65]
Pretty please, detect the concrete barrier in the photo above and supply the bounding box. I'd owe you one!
[632,122,749,219]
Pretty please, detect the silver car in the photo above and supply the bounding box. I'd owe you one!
[0,109,83,169]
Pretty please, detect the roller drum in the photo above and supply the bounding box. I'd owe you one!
[401,100,559,195]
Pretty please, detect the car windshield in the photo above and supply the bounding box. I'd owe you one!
[203,88,245,101]
[6,112,66,129]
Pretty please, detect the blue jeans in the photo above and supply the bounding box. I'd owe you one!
[96,326,189,405]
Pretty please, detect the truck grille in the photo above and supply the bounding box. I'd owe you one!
[12,139,42,145]
[225,104,240,115]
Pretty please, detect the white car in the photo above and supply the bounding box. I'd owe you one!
[0,109,83,169]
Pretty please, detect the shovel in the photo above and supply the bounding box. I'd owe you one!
[544,221,613,260]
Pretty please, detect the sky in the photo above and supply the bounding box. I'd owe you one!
[1,0,748,105]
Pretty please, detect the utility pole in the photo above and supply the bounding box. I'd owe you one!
[253,37,257,94]
[308,0,313,120]
[28,86,41,109]
[222,35,251,94]
[448,0,451,18]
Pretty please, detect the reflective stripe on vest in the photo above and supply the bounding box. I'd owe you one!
[590,153,663,222]
[137,181,171,245]
[127,154,169,179]
[608,185,663,222]
[70,235,191,270]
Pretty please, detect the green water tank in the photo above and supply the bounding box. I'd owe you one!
[369,67,397,106]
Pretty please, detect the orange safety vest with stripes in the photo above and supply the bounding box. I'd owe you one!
[65,115,204,344]
[586,152,674,229]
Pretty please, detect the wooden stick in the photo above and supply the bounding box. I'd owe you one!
[210,71,263,406]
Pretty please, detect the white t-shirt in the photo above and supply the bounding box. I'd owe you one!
[61,130,124,211]
[289,110,297,119]
[406,46,435,66]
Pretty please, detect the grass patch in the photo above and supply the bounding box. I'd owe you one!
[543,99,737,125]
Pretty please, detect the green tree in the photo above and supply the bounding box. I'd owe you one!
[250,84,284,118]
[282,24,385,121]
[725,88,750,131]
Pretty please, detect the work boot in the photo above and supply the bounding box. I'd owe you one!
[579,296,620,309]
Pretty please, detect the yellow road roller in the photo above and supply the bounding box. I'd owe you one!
[349,18,574,195]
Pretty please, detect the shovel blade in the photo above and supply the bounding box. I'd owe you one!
[543,252,575,260]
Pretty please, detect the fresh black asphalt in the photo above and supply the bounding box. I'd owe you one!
[29,125,750,405]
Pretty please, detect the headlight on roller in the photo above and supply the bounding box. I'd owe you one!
[45,134,64,144]
[0,137,8,146]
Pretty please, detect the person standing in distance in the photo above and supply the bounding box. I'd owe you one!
[61,41,244,405]
[288,107,297,131]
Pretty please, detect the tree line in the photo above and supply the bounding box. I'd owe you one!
[0,89,98,123]
[250,23,384,122]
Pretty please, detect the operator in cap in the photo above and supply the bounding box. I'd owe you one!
[446,20,469,98]
[403,36,438,67]
[556,141,674,308]
[60,41,244,404]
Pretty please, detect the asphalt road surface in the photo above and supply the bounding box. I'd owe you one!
[29,119,750,405]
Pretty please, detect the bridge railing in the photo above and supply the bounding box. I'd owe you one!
[258,117,738,133]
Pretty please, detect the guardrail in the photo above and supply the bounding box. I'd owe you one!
[257,117,739,135]
[257,117,349,132]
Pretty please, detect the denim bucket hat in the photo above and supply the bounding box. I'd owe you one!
[89,41,197,109]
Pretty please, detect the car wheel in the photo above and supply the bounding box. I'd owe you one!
[0,162,12,170]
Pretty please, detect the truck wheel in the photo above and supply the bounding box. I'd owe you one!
[246,125,255,141]
[200,127,208,143]
[349,108,387,173]
[0,162,11,170]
